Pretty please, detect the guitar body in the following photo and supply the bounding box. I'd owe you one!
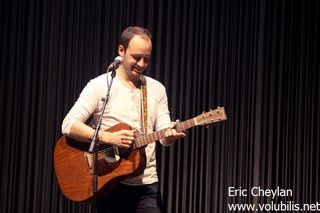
[54,123,146,202]
[54,107,227,203]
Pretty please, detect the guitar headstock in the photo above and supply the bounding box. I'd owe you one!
[195,107,227,126]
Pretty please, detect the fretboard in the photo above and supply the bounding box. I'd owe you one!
[132,117,197,149]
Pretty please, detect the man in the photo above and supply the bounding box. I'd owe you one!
[62,26,185,212]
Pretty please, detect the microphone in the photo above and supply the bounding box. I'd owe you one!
[108,56,123,71]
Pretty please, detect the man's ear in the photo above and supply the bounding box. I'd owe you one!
[118,45,125,56]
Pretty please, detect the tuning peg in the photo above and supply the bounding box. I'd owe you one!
[175,119,182,132]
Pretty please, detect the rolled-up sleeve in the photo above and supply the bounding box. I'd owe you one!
[61,79,102,135]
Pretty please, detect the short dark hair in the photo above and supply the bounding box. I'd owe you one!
[119,26,152,50]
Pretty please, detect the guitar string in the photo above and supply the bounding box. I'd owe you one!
[86,127,178,161]
[86,147,114,160]
[85,112,221,161]
[86,146,131,160]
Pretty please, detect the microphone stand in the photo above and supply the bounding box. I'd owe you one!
[88,67,117,200]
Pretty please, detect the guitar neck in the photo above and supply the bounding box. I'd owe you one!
[132,118,196,149]
[132,107,227,149]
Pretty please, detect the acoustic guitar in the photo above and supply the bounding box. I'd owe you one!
[54,107,227,202]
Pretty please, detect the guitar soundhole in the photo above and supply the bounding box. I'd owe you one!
[118,148,132,158]
[96,147,133,176]
[83,147,122,176]
[97,159,121,176]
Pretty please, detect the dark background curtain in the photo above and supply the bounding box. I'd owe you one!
[1,0,319,212]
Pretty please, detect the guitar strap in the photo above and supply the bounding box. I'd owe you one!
[140,75,148,134]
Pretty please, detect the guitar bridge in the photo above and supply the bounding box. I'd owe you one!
[83,152,94,175]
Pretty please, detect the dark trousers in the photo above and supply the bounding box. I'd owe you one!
[96,182,163,213]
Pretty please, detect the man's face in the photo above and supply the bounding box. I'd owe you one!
[119,35,152,79]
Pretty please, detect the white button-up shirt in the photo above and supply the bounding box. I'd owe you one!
[62,72,172,185]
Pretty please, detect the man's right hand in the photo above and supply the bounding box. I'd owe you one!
[99,130,135,148]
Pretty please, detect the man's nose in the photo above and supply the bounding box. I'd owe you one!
[136,58,146,67]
